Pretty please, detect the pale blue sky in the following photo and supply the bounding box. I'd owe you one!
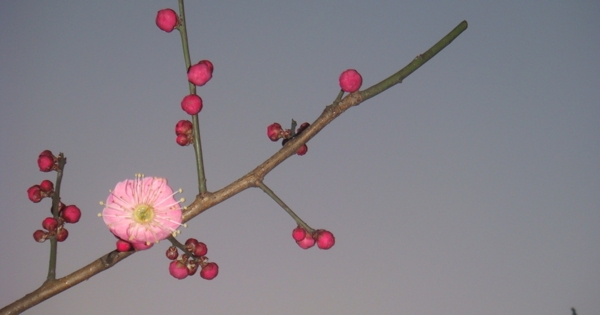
[1,1,598,314]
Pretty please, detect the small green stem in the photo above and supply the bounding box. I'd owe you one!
[333,90,344,104]
[360,20,468,102]
[191,115,207,193]
[256,181,313,233]
[176,0,193,72]
[46,239,57,282]
[177,0,207,193]
[290,119,297,136]
[167,235,195,259]
[46,153,66,282]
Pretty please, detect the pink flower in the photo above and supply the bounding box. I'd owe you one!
[101,174,183,248]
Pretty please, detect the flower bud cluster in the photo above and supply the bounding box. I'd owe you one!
[32,205,81,243]
[29,150,81,243]
[174,59,213,145]
[27,180,54,203]
[292,226,335,250]
[166,238,218,280]
[267,122,310,156]
[175,120,194,146]
[34,204,80,243]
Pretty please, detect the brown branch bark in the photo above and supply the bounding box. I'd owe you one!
[0,20,467,315]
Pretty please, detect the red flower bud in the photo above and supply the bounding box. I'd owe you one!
[187,259,199,276]
[42,217,58,231]
[296,232,315,249]
[267,123,282,141]
[292,226,306,241]
[27,185,43,203]
[200,262,219,280]
[176,134,192,146]
[296,122,310,134]
[315,230,335,250]
[39,180,54,193]
[198,60,213,73]
[33,230,48,243]
[339,69,362,93]
[188,60,213,86]
[37,155,55,172]
[116,239,133,252]
[194,242,208,257]
[169,260,188,279]
[175,120,193,135]
[166,246,179,260]
[56,227,68,242]
[296,144,308,156]
[61,205,81,223]
[181,94,203,115]
[156,9,178,33]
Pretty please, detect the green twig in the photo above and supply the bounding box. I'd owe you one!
[359,20,468,102]
[290,119,297,136]
[167,235,195,258]
[46,153,66,282]
[256,181,313,233]
[177,0,207,193]
[333,90,344,104]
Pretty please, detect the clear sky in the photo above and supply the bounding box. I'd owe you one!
[1,1,598,314]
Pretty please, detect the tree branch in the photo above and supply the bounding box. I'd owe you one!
[0,20,467,315]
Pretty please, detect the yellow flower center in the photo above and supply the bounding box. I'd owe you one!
[133,204,155,224]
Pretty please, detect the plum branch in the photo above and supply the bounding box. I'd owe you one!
[0,18,467,315]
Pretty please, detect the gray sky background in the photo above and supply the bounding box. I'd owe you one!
[1,1,598,314]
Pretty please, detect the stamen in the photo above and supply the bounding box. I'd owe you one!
[155,201,183,211]
[101,213,133,219]
[154,215,185,228]
[107,192,135,212]
[154,188,183,207]
[102,204,133,214]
